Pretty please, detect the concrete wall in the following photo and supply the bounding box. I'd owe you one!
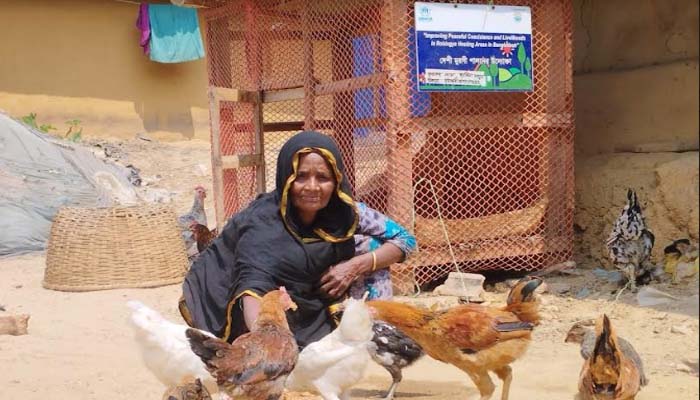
[0,0,210,141]
[573,0,699,155]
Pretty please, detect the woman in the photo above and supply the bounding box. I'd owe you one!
[180,131,415,347]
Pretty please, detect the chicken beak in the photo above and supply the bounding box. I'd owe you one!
[521,277,544,299]
[288,300,298,311]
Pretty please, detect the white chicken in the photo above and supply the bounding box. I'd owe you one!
[285,296,374,400]
[126,300,219,397]
[605,189,655,291]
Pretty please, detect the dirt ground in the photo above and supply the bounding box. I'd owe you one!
[1,138,698,399]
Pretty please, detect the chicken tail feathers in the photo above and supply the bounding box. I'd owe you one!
[593,315,616,360]
[186,328,226,369]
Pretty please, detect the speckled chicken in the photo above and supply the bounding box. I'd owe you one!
[179,186,208,251]
[186,287,298,400]
[576,315,643,400]
[162,378,212,400]
[565,321,648,387]
[367,321,424,400]
[605,189,655,291]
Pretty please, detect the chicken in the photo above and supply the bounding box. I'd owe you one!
[605,189,655,292]
[162,378,213,400]
[577,315,642,400]
[187,287,299,400]
[368,276,543,400]
[126,300,218,396]
[565,321,648,386]
[662,239,699,283]
[189,221,218,253]
[286,296,374,400]
[367,321,424,400]
[179,185,208,251]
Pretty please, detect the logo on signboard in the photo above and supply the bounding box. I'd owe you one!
[514,11,523,22]
[417,5,432,22]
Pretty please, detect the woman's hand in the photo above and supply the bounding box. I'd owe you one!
[319,255,369,299]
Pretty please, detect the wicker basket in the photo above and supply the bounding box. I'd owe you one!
[44,204,189,292]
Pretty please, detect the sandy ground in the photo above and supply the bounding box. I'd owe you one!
[1,253,698,400]
[1,138,698,399]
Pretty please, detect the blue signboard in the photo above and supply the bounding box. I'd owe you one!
[414,2,533,92]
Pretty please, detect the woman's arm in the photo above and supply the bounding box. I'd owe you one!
[319,203,415,299]
[242,295,261,330]
[319,241,404,299]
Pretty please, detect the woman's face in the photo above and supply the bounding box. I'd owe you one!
[290,152,336,224]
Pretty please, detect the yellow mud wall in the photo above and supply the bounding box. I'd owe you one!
[573,0,699,155]
[572,0,699,266]
[0,0,210,141]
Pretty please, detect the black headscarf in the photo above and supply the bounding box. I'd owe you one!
[180,131,358,347]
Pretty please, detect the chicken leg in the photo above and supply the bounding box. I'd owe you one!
[494,365,512,400]
[377,365,402,400]
[625,264,638,292]
[464,369,496,400]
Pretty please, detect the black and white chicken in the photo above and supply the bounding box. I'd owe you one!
[178,185,208,254]
[605,189,655,291]
[367,321,424,400]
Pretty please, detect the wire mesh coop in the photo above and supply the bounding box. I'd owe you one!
[201,0,574,294]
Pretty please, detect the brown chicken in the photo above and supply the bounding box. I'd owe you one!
[189,221,218,253]
[162,378,212,400]
[186,287,299,400]
[566,321,648,387]
[577,315,642,400]
[368,276,543,400]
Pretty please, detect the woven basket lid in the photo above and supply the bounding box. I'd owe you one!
[44,204,189,292]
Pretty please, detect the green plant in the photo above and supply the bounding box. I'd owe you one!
[489,63,499,87]
[65,119,83,142]
[517,43,526,74]
[20,112,56,133]
[525,58,532,77]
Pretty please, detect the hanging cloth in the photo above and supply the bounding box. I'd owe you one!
[148,4,205,63]
[135,3,151,55]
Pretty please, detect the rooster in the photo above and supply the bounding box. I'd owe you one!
[577,315,642,400]
[187,287,299,400]
[179,186,208,252]
[565,321,648,387]
[162,378,213,400]
[189,221,218,253]
[286,296,374,400]
[605,189,655,291]
[367,321,424,400]
[368,276,543,400]
[126,300,218,397]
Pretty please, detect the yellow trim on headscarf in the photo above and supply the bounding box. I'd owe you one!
[279,147,359,243]
[221,289,262,341]
[178,295,194,328]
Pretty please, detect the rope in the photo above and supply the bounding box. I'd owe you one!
[413,177,470,298]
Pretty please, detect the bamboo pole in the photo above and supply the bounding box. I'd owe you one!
[208,89,226,228]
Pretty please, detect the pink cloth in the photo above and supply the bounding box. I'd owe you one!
[136,3,151,55]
